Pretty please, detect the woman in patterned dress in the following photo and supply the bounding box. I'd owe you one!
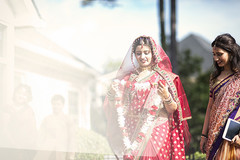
[200,33,240,160]
[104,36,191,160]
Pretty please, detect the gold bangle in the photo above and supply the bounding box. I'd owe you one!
[163,95,172,104]
[107,91,115,101]
[164,99,172,104]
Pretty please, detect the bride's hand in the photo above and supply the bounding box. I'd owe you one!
[157,80,177,113]
[109,81,119,94]
[107,81,119,101]
[157,80,169,99]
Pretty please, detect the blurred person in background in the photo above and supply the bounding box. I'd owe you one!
[33,94,76,160]
[0,84,37,160]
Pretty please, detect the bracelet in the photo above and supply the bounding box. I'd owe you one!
[201,134,208,138]
[163,95,172,104]
[107,90,115,101]
[164,99,172,104]
[163,94,171,101]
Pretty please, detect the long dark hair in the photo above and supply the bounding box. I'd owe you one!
[210,33,240,82]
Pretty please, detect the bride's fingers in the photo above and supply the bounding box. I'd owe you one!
[158,84,168,94]
[158,83,167,91]
[158,81,164,88]
[157,88,163,95]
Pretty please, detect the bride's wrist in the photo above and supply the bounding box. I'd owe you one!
[163,94,172,104]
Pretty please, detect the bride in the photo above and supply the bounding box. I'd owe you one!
[104,36,191,160]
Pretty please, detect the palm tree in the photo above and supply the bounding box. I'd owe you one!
[81,0,176,72]
[170,0,177,73]
[158,0,167,51]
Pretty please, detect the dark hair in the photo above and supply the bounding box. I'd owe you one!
[51,94,65,104]
[132,36,156,66]
[210,33,240,81]
[132,36,153,53]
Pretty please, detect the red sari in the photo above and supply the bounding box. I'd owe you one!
[104,36,191,160]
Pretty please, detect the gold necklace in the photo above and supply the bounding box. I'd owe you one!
[139,65,152,72]
[136,69,153,82]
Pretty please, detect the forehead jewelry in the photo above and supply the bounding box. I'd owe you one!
[140,38,144,49]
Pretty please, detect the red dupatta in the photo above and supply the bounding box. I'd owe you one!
[104,36,191,159]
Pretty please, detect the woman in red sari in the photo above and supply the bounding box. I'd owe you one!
[104,36,191,160]
[200,33,240,160]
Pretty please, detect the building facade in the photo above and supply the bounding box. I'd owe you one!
[0,0,98,130]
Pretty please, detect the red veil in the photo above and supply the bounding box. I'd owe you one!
[104,36,191,159]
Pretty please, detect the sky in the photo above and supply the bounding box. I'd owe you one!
[34,0,240,72]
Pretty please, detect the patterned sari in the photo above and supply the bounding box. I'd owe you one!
[105,70,190,160]
[104,36,191,160]
[206,73,240,160]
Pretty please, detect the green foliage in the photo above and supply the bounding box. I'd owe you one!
[178,50,211,152]
[186,151,206,160]
[178,49,203,77]
[194,151,206,160]
[186,71,210,150]
[75,128,113,160]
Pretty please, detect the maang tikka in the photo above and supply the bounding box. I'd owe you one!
[139,38,144,49]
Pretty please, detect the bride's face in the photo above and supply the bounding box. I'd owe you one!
[135,45,153,68]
